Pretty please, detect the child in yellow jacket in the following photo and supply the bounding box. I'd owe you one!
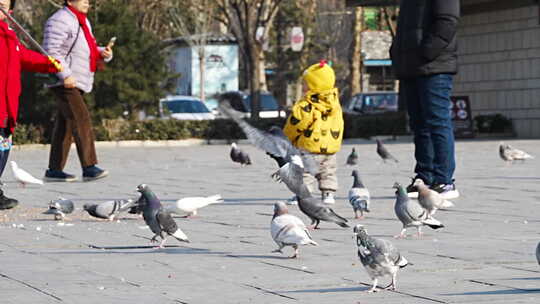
[283,60,344,204]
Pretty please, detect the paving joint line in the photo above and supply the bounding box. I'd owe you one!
[0,272,63,302]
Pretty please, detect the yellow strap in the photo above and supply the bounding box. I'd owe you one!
[48,56,63,71]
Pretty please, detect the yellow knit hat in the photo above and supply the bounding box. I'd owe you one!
[302,60,335,92]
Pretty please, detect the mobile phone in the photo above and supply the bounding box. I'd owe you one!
[107,36,117,48]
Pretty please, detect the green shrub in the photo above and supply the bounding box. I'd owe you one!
[474,114,513,133]
[13,124,45,145]
[12,112,407,144]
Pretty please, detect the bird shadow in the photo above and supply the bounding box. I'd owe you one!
[371,196,396,200]
[225,254,290,260]
[442,289,540,296]
[283,286,369,293]
[50,246,230,256]
[508,277,540,281]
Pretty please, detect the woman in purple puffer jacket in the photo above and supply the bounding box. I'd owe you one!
[43,0,113,182]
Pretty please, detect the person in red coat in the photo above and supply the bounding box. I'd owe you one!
[0,0,62,210]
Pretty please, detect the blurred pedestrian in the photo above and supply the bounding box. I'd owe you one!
[0,0,63,209]
[43,0,113,182]
[390,0,460,199]
[283,60,344,204]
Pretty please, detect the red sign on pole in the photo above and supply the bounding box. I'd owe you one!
[290,27,304,52]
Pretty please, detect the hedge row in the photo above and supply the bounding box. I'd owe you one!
[13,112,408,145]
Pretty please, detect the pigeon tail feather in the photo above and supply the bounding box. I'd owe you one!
[423,217,444,229]
[440,200,454,209]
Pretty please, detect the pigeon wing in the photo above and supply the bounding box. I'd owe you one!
[219,101,292,160]
[156,210,178,235]
[276,161,305,195]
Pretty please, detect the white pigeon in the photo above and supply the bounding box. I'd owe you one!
[164,195,223,217]
[499,142,534,162]
[349,170,370,219]
[416,180,454,216]
[10,161,44,187]
[271,202,318,258]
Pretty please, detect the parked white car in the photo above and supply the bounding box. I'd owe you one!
[224,91,286,118]
[159,96,215,120]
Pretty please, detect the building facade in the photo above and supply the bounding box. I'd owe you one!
[348,0,540,138]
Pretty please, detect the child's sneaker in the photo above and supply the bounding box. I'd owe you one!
[286,196,298,205]
[406,177,425,198]
[430,182,460,200]
[322,191,335,204]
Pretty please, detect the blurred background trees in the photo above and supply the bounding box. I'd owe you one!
[12,0,397,141]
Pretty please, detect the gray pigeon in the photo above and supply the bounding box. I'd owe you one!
[346,147,358,166]
[136,184,189,248]
[499,142,534,162]
[271,202,318,258]
[218,98,318,190]
[416,180,454,216]
[83,199,137,221]
[536,242,540,266]
[43,198,74,220]
[296,185,349,229]
[349,170,370,219]
[354,224,409,292]
[376,139,398,163]
[393,183,444,238]
[230,142,252,166]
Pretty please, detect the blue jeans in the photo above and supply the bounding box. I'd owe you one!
[0,128,12,178]
[402,74,455,185]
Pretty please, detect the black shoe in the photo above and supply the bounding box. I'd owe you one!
[82,165,109,182]
[0,190,19,210]
[406,176,426,198]
[430,182,460,200]
[44,169,77,182]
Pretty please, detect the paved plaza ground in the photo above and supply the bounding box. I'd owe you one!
[0,139,539,303]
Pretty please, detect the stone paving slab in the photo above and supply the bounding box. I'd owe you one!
[0,139,539,303]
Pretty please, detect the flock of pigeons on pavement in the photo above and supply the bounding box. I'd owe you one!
[7,95,538,293]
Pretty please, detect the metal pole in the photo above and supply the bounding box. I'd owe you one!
[0,6,62,71]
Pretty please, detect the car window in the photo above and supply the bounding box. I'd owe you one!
[244,94,279,111]
[163,99,210,114]
[362,94,397,111]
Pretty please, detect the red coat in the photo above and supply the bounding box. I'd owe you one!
[0,20,59,133]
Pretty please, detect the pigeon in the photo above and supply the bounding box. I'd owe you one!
[354,224,409,292]
[230,142,252,166]
[393,182,444,238]
[164,194,223,217]
[376,139,398,163]
[43,198,74,220]
[136,184,189,248]
[296,185,349,229]
[499,142,534,162]
[10,161,44,187]
[416,180,454,216]
[218,97,318,194]
[349,170,370,219]
[83,199,137,221]
[346,147,358,166]
[270,202,318,258]
[536,242,540,266]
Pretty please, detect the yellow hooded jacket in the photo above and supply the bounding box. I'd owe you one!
[283,62,344,154]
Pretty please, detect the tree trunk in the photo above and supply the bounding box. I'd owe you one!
[199,47,206,102]
[350,6,364,96]
[249,41,262,119]
[293,0,317,102]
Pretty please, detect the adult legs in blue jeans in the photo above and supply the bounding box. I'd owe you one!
[403,74,455,185]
